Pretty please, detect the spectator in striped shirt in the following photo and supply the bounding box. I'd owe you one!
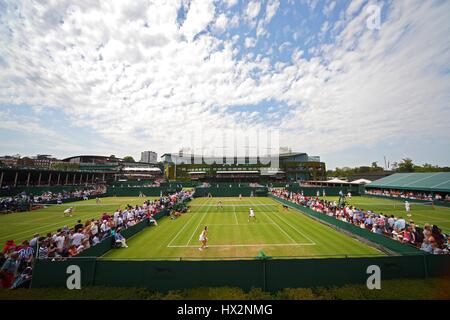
[17,240,34,272]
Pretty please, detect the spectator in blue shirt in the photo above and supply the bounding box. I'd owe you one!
[114,229,128,248]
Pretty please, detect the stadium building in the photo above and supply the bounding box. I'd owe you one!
[0,154,163,192]
[62,155,163,181]
[140,151,158,164]
[161,152,325,182]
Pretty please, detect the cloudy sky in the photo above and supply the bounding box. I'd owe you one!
[0,0,449,169]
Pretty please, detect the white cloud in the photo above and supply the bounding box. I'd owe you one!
[346,0,365,17]
[0,0,449,165]
[256,0,280,38]
[229,14,240,28]
[323,1,336,16]
[180,0,215,41]
[244,37,257,48]
[214,13,228,32]
[225,0,238,8]
[278,41,291,52]
[264,0,280,24]
[245,1,261,22]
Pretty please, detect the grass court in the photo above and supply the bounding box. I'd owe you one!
[3,195,448,260]
[103,197,383,260]
[0,197,144,246]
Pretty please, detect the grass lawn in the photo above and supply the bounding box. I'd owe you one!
[0,197,158,246]
[320,196,450,233]
[2,277,449,300]
[103,197,383,260]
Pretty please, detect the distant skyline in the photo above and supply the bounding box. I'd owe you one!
[1,1,449,170]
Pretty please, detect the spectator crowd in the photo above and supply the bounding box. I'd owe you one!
[0,185,107,213]
[0,190,192,289]
[271,189,449,255]
[365,189,450,202]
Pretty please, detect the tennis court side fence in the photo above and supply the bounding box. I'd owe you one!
[31,254,450,291]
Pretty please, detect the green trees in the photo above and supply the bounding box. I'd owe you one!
[122,156,135,163]
[397,158,414,172]
[327,159,450,178]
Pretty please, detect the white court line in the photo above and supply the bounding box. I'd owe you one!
[0,210,109,239]
[405,211,450,222]
[186,200,214,246]
[39,203,121,206]
[255,198,317,245]
[166,199,209,248]
[254,201,298,244]
[233,205,238,224]
[205,223,275,226]
[167,243,316,248]
[189,204,277,207]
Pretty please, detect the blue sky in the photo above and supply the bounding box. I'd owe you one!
[0,0,449,169]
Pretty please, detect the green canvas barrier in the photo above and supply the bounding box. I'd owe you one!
[270,195,422,255]
[161,181,201,188]
[105,187,182,197]
[31,254,450,291]
[193,187,268,197]
[76,237,114,258]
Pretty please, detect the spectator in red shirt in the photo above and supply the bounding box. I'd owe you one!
[2,240,16,256]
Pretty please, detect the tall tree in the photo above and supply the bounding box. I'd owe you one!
[122,156,135,162]
[398,158,414,172]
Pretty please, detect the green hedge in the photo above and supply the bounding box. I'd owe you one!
[4,277,450,300]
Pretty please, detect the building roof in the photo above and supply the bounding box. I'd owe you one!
[327,178,350,184]
[63,155,121,161]
[366,172,450,193]
[122,167,161,172]
[278,152,307,157]
[351,178,372,184]
[307,178,359,185]
[216,171,260,174]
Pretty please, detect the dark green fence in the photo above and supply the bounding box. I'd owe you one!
[270,195,422,255]
[194,187,268,197]
[31,254,450,291]
[105,187,182,197]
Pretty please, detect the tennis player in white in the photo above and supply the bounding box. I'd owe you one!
[199,226,208,251]
[248,207,256,222]
[405,201,411,217]
[63,207,73,217]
